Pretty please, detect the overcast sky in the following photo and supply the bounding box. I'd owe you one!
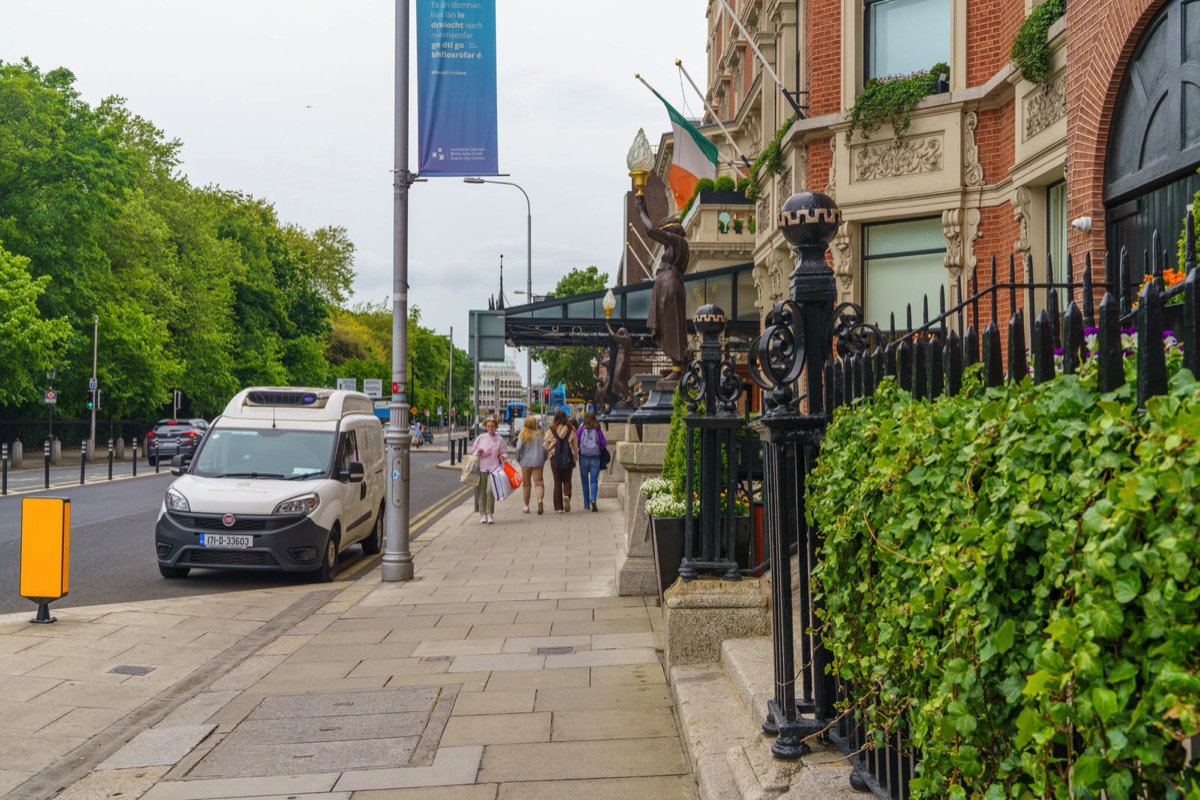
[3,1,710,389]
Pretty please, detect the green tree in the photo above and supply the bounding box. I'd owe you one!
[534,266,609,396]
[0,244,71,406]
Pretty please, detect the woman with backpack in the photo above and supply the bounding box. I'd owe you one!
[576,411,608,512]
[515,416,547,515]
[543,410,579,513]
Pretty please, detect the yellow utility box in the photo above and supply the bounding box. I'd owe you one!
[20,497,70,623]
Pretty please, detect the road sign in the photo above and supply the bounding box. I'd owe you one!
[336,378,357,392]
[437,405,443,415]
[363,379,383,398]
[88,378,97,390]
[43,390,57,405]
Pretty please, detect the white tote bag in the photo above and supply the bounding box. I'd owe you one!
[489,467,513,502]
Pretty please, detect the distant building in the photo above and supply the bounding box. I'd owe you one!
[477,360,524,419]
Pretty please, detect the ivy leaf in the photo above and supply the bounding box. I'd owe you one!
[994,618,1017,654]
[1071,753,1105,788]
[1113,573,1142,604]
[1092,686,1119,723]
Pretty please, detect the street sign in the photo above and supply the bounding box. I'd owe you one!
[363,379,383,398]
[336,378,357,392]
[437,405,443,415]
[88,378,97,390]
[43,390,57,405]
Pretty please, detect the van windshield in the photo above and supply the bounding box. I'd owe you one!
[191,428,335,480]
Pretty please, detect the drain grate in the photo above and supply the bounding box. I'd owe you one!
[537,646,575,656]
[109,664,155,676]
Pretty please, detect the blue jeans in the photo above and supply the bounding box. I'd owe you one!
[579,455,601,507]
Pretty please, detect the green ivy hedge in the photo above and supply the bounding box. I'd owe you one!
[1010,0,1065,84]
[808,353,1200,799]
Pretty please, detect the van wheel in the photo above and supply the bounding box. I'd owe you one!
[314,533,338,582]
[361,505,384,555]
[159,563,189,579]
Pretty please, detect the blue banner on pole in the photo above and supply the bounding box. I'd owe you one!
[416,0,498,176]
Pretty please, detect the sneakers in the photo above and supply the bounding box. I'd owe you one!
[486,514,494,524]
[563,496,571,513]
[591,502,598,512]
[480,515,488,524]
[523,506,530,514]
[537,500,544,515]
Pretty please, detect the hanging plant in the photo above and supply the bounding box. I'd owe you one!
[844,63,949,144]
[745,114,798,202]
[1010,0,1065,84]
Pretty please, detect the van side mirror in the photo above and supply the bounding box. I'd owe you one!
[342,461,365,483]
[170,454,187,477]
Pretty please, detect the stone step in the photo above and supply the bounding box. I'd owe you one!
[672,637,861,799]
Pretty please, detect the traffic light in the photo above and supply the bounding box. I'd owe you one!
[543,387,550,401]
[86,389,95,410]
[96,390,103,410]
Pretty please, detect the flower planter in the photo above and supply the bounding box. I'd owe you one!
[651,515,755,597]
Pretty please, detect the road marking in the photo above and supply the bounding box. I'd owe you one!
[339,486,472,580]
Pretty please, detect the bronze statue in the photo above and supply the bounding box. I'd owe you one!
[605,319,635,407]
[635,194,689,379]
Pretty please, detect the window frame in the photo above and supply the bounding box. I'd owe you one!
[862,0,953,82]
[861,215,947,329]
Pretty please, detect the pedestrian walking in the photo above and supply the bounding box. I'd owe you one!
[544,410,578,513]
[576,410,607,512]
[471,417,507,524]
[515,416,546,515]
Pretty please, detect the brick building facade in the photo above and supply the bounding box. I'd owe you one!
[681,0,1198,331]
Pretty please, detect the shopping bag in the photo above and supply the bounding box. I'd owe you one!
[502,460,523,490]
[460,454,480,485]
[489,467,513,501]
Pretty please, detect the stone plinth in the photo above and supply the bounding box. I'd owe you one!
[598,420,626,499]
[662,578,769,672]
[614,420,669,596]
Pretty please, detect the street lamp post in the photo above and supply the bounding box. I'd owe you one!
[90,314,98,457]
[464,177,533,414]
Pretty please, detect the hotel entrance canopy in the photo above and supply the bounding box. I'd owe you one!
[500,262,759,350]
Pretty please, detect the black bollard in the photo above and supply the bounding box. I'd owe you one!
[132,438,138,477]
[44,440,50,489]
[107,439,114,481]
[2,443,7,495]
[80,441,86,485]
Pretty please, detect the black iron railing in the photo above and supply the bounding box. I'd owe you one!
[751,194,1197,797]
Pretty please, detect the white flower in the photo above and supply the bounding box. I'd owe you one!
[640,477,672,497]
[645,493,685,517]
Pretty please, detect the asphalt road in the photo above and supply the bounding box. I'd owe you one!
[0,450,469,615]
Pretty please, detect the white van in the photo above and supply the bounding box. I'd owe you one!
[154,387,386,582]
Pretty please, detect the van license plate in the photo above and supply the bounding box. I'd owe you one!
[199,534,253,548]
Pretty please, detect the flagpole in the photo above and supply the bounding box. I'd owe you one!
[634,73,741,172]
[674,59,751,168]
[715,0,803,117]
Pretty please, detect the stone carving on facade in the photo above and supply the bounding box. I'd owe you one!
[942,208,983,281]
[830,224,853,296]
[853,135,943,181]
[1025,75,1066,141]
[1012,186,1033,255]
[825,137,837,200]
[795,143,808,191]
[744,114,761,157]
[964,111,984,187]
[780,166,793,198]
[751,247,788,315]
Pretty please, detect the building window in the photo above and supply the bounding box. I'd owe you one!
[862,217,947,328]
[865,0,951,79]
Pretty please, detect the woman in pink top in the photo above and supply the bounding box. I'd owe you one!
[471,417,508,524]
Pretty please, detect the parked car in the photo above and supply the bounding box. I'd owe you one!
[154,387,386,582]
[146,419,208,466]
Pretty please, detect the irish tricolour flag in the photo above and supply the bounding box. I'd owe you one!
[649,87,718,210]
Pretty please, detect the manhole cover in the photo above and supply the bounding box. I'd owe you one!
[108,665,155,676]
[188,687,457,779]
[537,646,575,655]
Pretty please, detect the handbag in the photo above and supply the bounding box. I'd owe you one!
[459,454,480,485]
[502,460,523,490]
[489,467,513,501]
[599,446,611,471]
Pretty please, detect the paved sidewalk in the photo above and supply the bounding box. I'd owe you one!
[1,487,695,799]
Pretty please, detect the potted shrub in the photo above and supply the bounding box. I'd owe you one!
[644,489,685,595]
